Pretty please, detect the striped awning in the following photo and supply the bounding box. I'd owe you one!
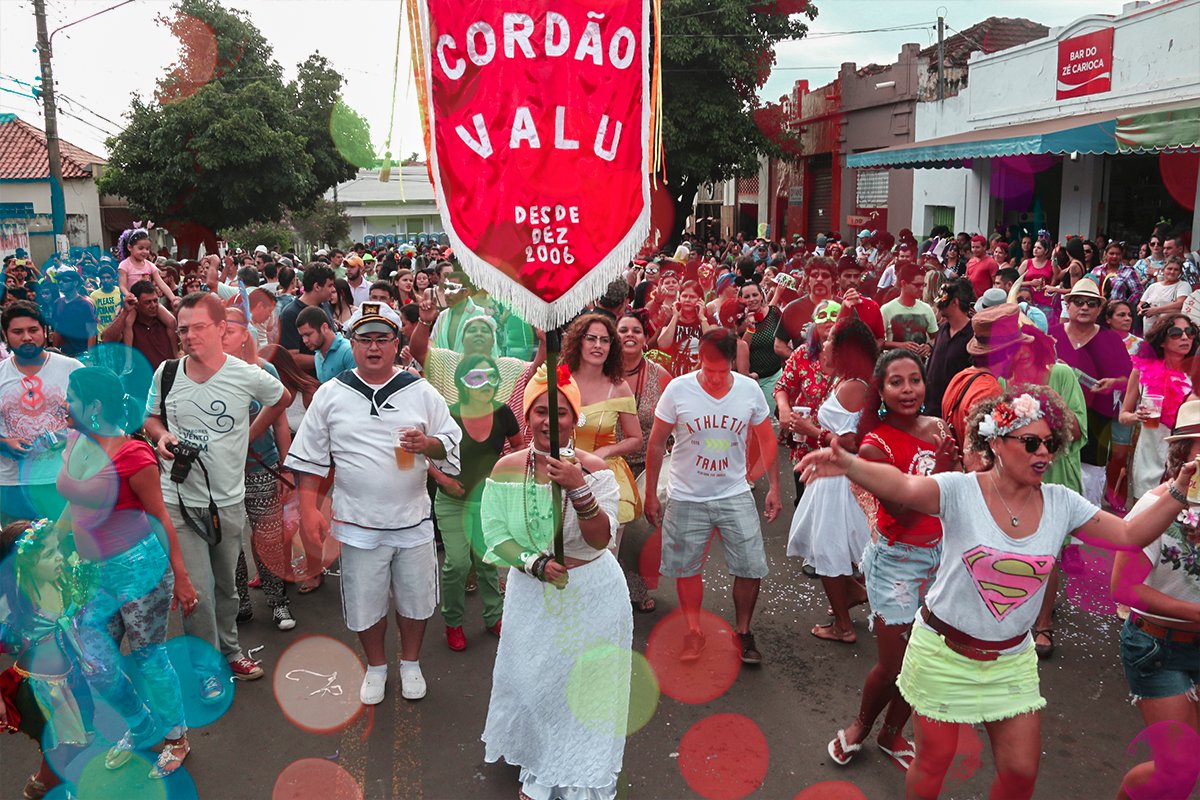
[847,100,1200,169]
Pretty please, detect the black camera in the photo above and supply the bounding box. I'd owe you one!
[166,441,201,484]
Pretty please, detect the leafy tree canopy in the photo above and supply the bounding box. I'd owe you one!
[220,219,294,255]
[660,0,816,245]
[289,198,351,250]
[99,0,373,255]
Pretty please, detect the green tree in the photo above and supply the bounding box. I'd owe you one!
[660,0,817,246]
[290,198,351,250]
[293,55,375,197]
[220,220,294,254]
[99,0,370,255]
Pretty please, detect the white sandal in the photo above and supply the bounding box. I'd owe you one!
[827,729,863,766]
[150,736,191,779]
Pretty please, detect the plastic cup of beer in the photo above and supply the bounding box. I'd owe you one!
[394,427,417,469]
[1141,393,1164,429]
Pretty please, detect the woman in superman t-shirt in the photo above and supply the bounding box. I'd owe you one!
[799,385,1195,800]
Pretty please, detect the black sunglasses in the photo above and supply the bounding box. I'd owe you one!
[1167,325,1198,339]
[1000,434,1060,454]
[1069,297,1102,309]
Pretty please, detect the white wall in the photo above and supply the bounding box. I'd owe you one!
[0,177,102,244]
[909,0,1200,236]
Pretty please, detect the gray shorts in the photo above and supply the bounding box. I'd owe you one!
[339,540,440,631]
[660,492,768,579]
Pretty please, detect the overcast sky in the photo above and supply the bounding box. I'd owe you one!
[0,0,1133,162]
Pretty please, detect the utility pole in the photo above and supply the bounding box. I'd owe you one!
[33,0,66,244]
[937,16,946,101]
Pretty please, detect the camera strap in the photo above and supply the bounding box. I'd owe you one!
[176,455,222,546]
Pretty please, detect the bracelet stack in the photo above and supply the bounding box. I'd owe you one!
[568,484,601,520]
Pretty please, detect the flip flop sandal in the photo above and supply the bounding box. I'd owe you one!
[827,729,863,766]
[811,622,856,644]
[150,737,191,779]
[878,740,916,771]
[633,597,656,614]
[105,728,153,771]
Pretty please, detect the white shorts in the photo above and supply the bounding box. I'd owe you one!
[339,540,440,631]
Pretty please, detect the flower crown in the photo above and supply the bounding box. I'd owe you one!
[15,518,52,557]
[978,394,1044,439]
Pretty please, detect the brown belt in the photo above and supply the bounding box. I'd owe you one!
[921,606,1028,662]
[1131,612,1200,644]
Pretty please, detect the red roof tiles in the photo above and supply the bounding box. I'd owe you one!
[0,113,104,181]
[919,17,1050,69]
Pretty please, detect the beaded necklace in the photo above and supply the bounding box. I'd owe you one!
[522,449,567,550]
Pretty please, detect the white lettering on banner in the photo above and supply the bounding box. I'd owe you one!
[515,205,580,266]
[455,114,493,158]
[510,106,541,149]
[436,13,636,77]
[555,107,579,150]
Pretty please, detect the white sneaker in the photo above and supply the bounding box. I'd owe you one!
[360,670,386,705]
[399,667,426,701]
[273,606,297,631]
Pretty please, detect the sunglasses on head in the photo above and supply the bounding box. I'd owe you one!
[1167,325,1198,339]
[999,434,1061,454]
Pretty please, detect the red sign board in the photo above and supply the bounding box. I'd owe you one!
[1057,28,1114,100]
[846,214,870,226]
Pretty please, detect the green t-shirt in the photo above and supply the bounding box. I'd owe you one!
[880,298,938,344]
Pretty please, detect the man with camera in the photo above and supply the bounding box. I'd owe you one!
[144,293,286,697]
[285,301,461,705]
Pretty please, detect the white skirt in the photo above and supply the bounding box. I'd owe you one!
[482,551,633,800]
[786,474,870,577]
[1130,423,1169,500]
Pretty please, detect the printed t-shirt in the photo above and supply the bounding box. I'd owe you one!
[922,472,1098,650]
[90,287,123,334]
[654,371,769,502]
[881,298,938,344]
[1125,492,1200,623]
[57,433,157,560]
[147,354,284,507]
[0,353,82,486]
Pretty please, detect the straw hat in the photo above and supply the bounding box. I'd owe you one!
[1165,400,1200,441]
[967,303,1035,356]
[1065,278,1104,301]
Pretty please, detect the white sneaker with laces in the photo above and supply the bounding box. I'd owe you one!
[360,670,387,705]
[273,605,296,631]
[399,666,426,700]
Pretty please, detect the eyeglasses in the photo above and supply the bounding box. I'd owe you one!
[1150,240,1161,247]
[461,368,500,389]
[177,321,219,336]
[1068,297,1102,309]
[999,434,1061,454]
[351,335,397,349]
[644,267,659,275]
[1167,325,1198,339]
[583,334,613,346]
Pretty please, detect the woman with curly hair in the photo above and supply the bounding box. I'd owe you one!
[786,317,878,643]
[563,313,644,566]
[800,385,1197,800]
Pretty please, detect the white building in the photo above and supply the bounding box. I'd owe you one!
[327,164,446,244]
[849,0,1200,245]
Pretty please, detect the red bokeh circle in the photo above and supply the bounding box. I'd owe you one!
[793,781,867,800]
[678,713,770,800]
[646,608,741,704]
[272,759,362,800]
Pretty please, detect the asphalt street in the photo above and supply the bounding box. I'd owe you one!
[0,466,1158,800]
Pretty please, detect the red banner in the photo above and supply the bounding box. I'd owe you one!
[1056,28,1114,100]
[414,1,650,328]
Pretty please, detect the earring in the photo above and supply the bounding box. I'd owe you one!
[89,412,100,431]
[920,404,926,414]
[877,405,888,419]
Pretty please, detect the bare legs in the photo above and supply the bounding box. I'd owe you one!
[357,612,428,666]
[674,574,760,635]
[906,712,1041,800]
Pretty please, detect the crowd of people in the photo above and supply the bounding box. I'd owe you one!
[0,220,1198,799]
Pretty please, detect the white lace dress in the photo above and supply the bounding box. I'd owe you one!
[786,387,870,576]
[480,472,633,800]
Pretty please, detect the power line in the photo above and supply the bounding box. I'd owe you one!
[663,23,934,39]
[57,92,125,130]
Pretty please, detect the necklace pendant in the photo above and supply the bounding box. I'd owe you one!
[1010,516,1019,527]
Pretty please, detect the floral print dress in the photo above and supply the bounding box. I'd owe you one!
[773,347,833,464]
